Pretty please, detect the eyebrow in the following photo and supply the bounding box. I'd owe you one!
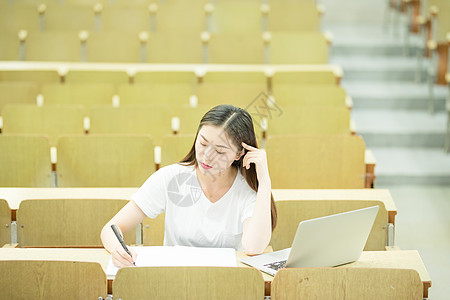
[200,134,230,149]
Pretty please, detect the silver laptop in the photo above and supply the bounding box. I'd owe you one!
[240,206,379,276]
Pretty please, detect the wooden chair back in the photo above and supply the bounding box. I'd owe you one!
[2,104,85,147]
[147,32,203,64]
[113,266,265,300]
[272,70,337,85]
[0,82,39,113]
[86,32,141,63]
[89,105,173,145]
[268,1,320,32]
[174,106,209,135]
[16,198,136,247]
[42,83,114,109]
[134,71,197,85]
[210,2,263,34]
[265,135,366,189]
[56,134,155,187]
[208,33,265,64]
[0,260,107,299]
[160,134,195,167]
[266,107,351,136]
[272,84,347,108]
[269,32,328,64]
[0,70,59,88]
[197,82,268,107]
[202,71,267,85]
[271,268,423,300]
[142,213,166,246]
[0,135,52,187]
[118,83,192,107]
[66,70,129,86]
[25,31,81,62]
[0,199,11,246]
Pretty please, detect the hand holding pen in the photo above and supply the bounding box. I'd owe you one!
[111,224,137,267]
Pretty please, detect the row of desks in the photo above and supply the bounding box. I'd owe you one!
[0,188,397,225]
[0,188,430,296]
[0,247,431,298]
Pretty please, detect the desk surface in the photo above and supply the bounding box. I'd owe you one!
[0,187,396,211]
[0,187,138,210]
[272,189,397,224]
[0,61,343,76]
[0,188,398,226]
[0,248,431,297]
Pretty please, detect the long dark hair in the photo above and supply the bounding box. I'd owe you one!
[179,104,277,230]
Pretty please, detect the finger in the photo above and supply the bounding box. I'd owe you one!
[242,153,253,169]
[243,152,259,166]
[129,248,138,262]
[116,246,135,264]
[241,142,258,151]
[243,156,258,170]
[112,251,133,267]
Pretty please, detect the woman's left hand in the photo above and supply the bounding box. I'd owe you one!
[242,142,270,184]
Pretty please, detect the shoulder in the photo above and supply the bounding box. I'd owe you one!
[140,163,195,188]
[233,169,257,197]
[156,163,195,177]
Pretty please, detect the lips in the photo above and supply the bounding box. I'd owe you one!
[200,162,212,169]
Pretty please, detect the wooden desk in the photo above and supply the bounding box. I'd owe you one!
[0,187,137,221]
[0,188,396,224]
[237,250,431,298]
[0,248,431,298]
[272,189,397,225]
[0,61,343,80]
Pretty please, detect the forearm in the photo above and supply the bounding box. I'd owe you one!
[100,200,147,253]
[242,180,272,255]
[100,222,123,254]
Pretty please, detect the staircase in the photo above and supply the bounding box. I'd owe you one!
[329,25,450,186]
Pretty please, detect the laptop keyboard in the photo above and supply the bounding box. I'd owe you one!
[264,260,287,271]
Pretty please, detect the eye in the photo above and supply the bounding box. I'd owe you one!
[200,142,207,147]
[216,150,225,154]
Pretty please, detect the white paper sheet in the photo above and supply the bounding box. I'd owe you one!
[106,246,237,276]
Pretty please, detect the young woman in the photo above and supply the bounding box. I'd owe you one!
[101,104,277,267]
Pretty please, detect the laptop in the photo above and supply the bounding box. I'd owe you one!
[240,206,379,276]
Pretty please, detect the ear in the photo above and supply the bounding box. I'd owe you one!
[235,148,245,161]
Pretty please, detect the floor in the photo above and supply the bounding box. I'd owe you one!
[321,1,450,298]
[382,184,450,299]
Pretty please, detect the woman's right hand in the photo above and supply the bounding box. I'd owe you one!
[111,245,138,268]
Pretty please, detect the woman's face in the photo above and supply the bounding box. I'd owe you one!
[195,125,242,176]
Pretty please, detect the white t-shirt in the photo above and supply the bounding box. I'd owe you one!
[132,163,257,250]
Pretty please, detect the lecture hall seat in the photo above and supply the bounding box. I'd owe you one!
[0,260,107,299]
[113,266,265,300]
[0,82,39,113]
[56,134,155,187]
[265,134,366,189]
[0,199,11,247]
[2,104,85,147]
[271,268,423,300]
[0,135,53,187]
[16,198,136,247]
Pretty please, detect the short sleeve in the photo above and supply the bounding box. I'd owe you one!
[132,166,170,219]
[241,188,257,223]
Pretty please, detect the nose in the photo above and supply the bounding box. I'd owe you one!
[201,145,215,164]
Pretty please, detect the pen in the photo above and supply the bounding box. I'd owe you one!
[111,224,136,266]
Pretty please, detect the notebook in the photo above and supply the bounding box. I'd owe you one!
[240,206,379,276]
[106,246,237,276]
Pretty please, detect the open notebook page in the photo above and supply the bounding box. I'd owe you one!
[106,246,237,276]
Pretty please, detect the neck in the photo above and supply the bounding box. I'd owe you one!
[196,165,237,188]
